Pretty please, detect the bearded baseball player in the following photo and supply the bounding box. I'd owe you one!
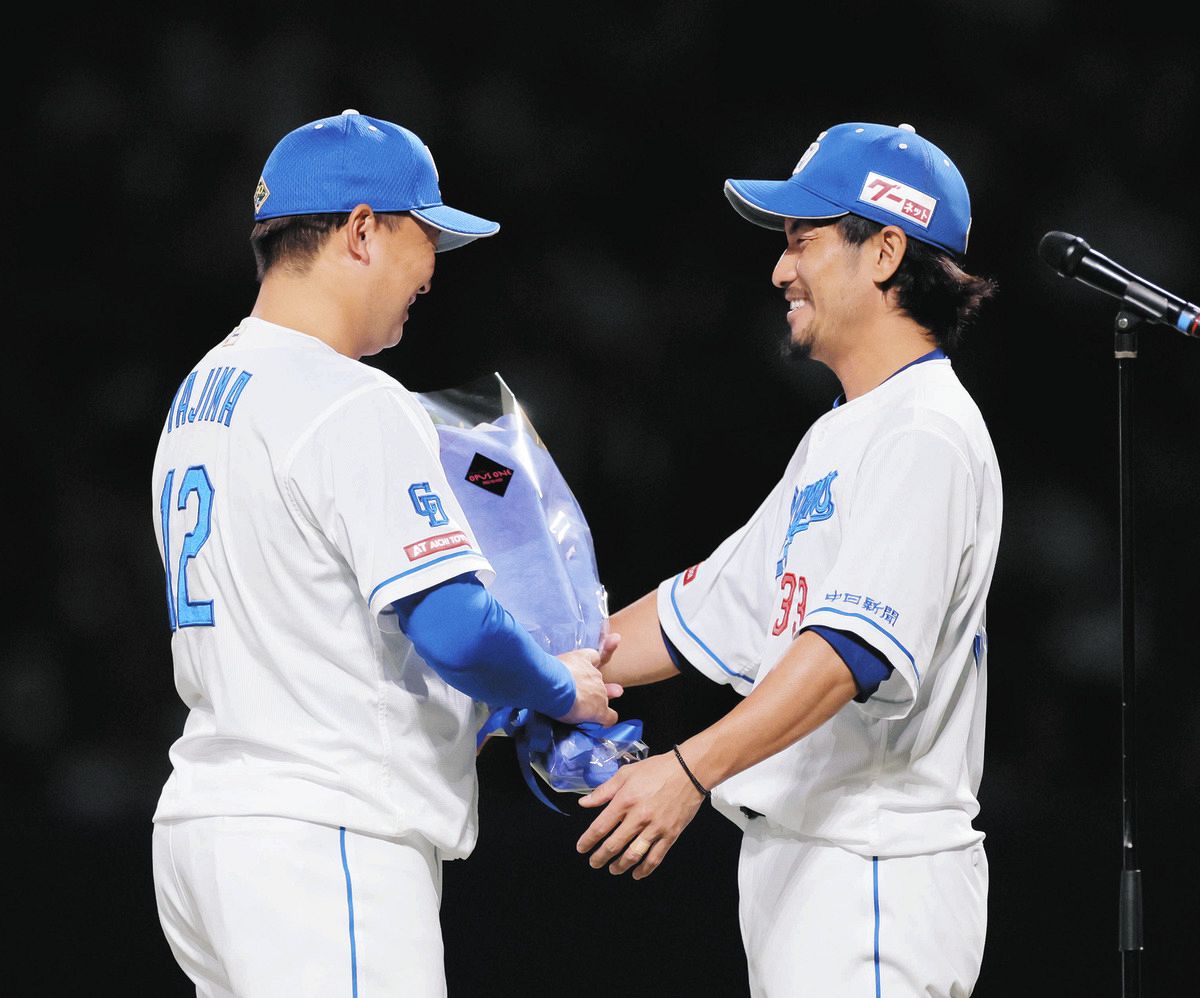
[577,122,1001,996]
[150,110,620,997]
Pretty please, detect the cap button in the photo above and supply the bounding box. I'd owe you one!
[342,108,360,116]
[897,122,917,133]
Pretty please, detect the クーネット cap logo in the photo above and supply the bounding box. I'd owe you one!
[253,177,271,213]
[858,172,937,228]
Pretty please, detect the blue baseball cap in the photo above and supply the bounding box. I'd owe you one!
[724,122,971,255]
[253,109,500,252]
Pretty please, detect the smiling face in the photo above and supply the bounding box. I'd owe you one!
[771,218,875,363]
[361,214,439,356]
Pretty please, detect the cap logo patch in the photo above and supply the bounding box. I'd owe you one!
[858,172,936,227]
[792,141,820,176]
[253,177,270,214]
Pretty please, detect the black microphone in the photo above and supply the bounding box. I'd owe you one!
[1038,231,1200,338]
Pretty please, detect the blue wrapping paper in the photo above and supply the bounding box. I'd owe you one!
[476,711,648,814]
[415,375,648,809]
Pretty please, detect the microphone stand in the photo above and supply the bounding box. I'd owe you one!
[1113,309,1143,998]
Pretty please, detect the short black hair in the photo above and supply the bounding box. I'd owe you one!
[835,214,996,351]
[249,211,408,283]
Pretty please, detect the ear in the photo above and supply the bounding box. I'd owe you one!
[871,225,908,283]
[343,203,377,266]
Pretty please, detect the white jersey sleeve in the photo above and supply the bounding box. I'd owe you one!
[802,425,976,719]
[655,488,780,697]
[285,384,493,627]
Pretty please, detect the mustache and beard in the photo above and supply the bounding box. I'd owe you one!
[781,332,814,362]
[780,309,816,362]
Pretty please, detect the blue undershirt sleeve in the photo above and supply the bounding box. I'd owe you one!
[667,620,891,702]
[392,574,576,717]
[661,626,698,675]
[805,625,894,702]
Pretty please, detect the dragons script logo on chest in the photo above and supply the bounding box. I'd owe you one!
[776,470,838,578]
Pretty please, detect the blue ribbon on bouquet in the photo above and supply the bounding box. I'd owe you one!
[477,708,645,815]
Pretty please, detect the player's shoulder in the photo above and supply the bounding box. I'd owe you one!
[903,360,988,428]
[897,361,999,472]
[287,358,433,457]
[229,316,417,410]
[160,317,430,447]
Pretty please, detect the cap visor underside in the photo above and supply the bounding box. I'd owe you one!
[411,204,500,252]
[724,179,847,230]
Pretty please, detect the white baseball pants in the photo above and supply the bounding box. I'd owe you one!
[153,816,446,997]
[738,819,987,997]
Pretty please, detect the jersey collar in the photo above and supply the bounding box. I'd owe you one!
[831,347,946,409]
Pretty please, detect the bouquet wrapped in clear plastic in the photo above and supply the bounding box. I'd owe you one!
[415,373,648,811]
[477,710,648,799]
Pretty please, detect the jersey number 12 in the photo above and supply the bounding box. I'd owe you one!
[158,465,216,630]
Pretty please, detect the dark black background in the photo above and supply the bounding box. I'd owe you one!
[8,2,1199,994]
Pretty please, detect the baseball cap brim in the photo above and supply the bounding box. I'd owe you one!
[411,204,500,253]
[724,178,847,230]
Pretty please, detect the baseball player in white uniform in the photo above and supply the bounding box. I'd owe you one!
[150,110,619,997]
[576,122,1002,997]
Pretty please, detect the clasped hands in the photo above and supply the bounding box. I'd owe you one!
[575,747,707,880]
[551,631,706,880]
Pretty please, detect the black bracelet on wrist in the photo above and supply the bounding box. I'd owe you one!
[672,744,711,799]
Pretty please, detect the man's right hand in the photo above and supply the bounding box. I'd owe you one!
[556,636,623,726]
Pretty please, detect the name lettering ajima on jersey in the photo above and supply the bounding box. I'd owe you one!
[165,366,255,431]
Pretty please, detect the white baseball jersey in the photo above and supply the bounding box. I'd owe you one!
[151,316,494,858]
[658,356,1002,858]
